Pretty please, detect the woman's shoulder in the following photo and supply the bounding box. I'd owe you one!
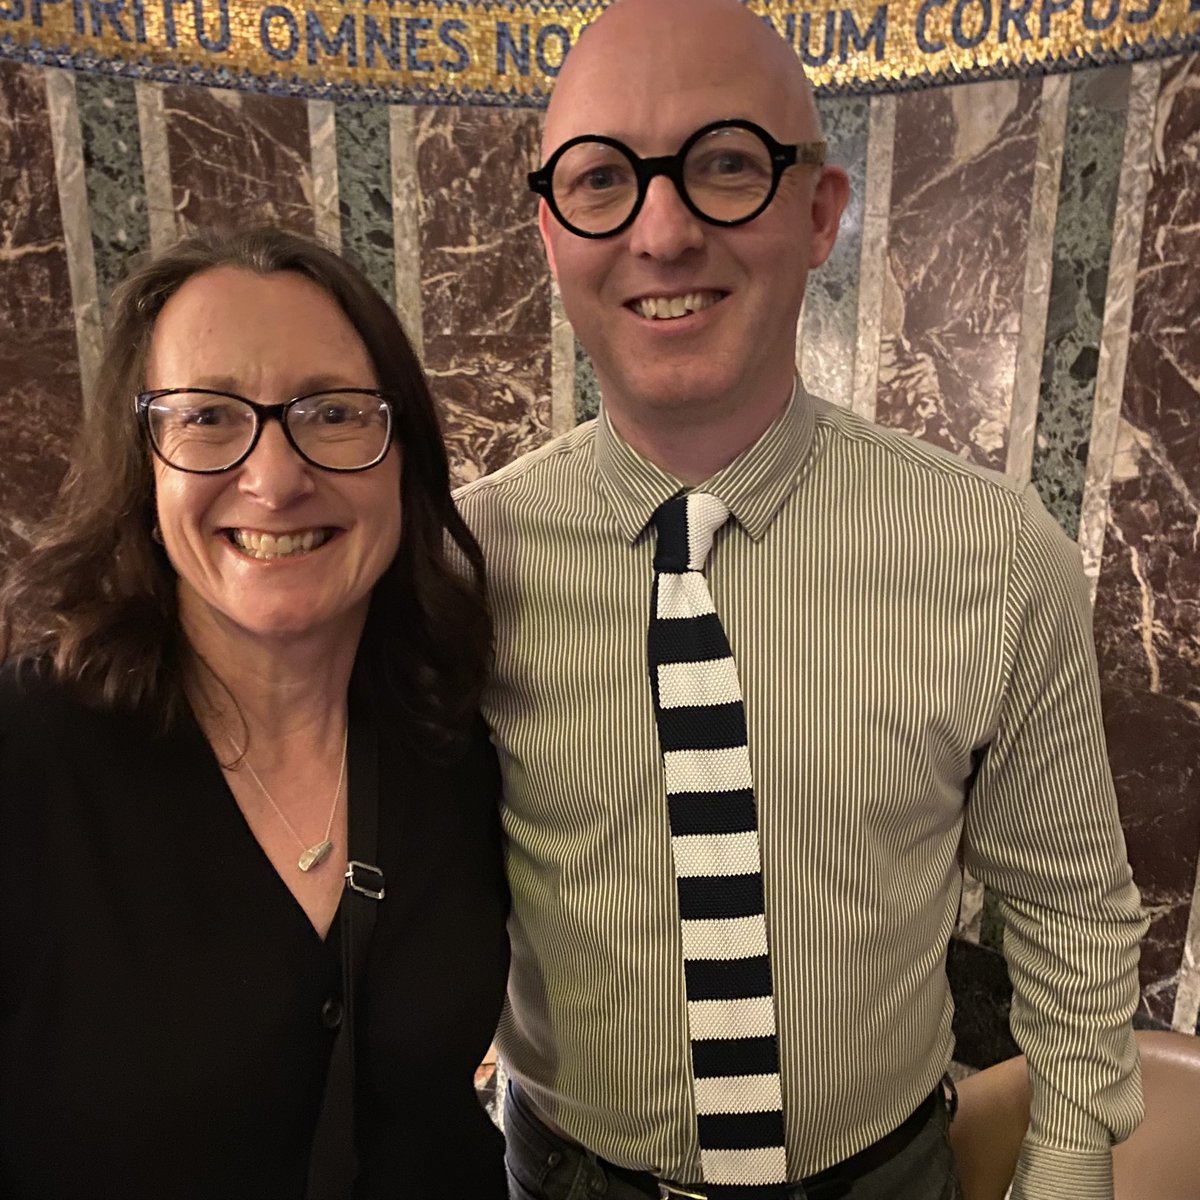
[0,658,144,750]
[0,657,68,725]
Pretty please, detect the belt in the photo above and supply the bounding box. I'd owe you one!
[510,1082,943,1200]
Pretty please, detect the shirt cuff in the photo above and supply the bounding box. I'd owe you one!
[1008,1141,1113,1200]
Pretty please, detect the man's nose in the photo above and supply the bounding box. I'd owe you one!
[628,175,705,260]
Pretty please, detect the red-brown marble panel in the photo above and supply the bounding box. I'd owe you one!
[417,107,548,341]
[165,86,314,236]
[0,333,78,566]
[0,62,80,569]
[1093,57,1200,1024]
[424,335,550,487]
[1103,689,1200,1024]
[877,80,1041,470]
[0,62,74,337]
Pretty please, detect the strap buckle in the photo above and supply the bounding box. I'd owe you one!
[345,860,385,900]
[658,1187,708,1199]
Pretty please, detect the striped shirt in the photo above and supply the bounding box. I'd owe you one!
[455,386,1148,1200]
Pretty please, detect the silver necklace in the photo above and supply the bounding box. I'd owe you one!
[232,729,348,872]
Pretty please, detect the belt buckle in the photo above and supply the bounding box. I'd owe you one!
[657,1186,708,1199]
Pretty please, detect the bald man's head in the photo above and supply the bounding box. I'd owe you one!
[532,0,848,471]
[543,0,821,156]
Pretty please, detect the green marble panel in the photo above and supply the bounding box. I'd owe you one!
[335,103,395,307]
[575,337,601,424]
[802,94,870,406]
[980,888,1005,952]
[76,73,149,319]
[1030,66,1131,539]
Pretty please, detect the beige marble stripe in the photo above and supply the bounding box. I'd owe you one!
[956,870,985,944]
[550,281,576,437]
[307,100,341,253]
[1006,74,1070,486]
[44,68,103,410]
[135,81,176,254]
[389,104,423,362]
[1076,61,1161,603]
[852,95,895,424]
[1173,862,1200,1033]
[794,297,806,380]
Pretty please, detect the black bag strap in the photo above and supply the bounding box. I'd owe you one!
[306,680,384,1200]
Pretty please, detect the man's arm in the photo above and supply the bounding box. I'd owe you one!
[962,483,1149,1200]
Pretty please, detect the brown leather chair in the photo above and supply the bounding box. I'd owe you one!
[949,1031,1200,1200]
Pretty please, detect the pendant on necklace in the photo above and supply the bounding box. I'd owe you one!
[298,840,333,872]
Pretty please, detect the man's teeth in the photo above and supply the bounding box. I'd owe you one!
[634,291,721,320]
[230,529,331,559]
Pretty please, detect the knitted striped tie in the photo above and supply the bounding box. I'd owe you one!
[647,492,787,1194]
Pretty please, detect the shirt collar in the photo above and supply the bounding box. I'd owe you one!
[594,379,817,545]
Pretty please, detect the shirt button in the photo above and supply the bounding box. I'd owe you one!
[320,998,344,1030]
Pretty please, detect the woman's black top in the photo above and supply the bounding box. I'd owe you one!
[0,663,510,1199]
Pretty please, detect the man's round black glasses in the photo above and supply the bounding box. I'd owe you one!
[528,119,827,240]
[135,388,397,474]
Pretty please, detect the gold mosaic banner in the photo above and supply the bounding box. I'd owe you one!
[2,0,1198,100]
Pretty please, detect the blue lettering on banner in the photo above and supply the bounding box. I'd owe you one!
[193,0,229,51]
[363,14,399,68]
[496,20,529,74]
[1082,0,1120,29]
[1126,0,1161,22]
[260,3,299,61]
[306,9,356,65]
[26,0,67,27]
[998,0,1033,40]
[438,17,469,72]
[405,15,432,71]
[797,11,836,66]
[535,22,570,75]
[839,4,887,59]
[952,0,990,46]
[916,0,947,51]
[1038,0,1072,35]
[88,0,131,41]
[161,0,180,47]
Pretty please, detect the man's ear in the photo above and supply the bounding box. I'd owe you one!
[538,199,560,282]
[808,165,850,270]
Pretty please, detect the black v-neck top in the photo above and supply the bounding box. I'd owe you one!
[0,663,509,1199]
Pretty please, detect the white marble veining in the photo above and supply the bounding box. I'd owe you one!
[956,870,985,943]
[44,68,103,410]
[307,100,341,253]
[1006,74,1069,486]
[1173,859,1200,1033]
[1076,61,1161,603]
[389,104,423,362]
[852,95,895,423]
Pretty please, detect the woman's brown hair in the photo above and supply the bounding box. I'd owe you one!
[0,226,490,752]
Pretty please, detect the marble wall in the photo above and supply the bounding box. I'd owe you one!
[1,54,1197,1061]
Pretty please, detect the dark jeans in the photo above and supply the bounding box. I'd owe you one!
[505,1083,964,1200]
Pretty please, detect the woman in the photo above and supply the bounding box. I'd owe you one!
[0,227,508,1198]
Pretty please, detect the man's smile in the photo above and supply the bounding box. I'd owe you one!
[627,290,728,320]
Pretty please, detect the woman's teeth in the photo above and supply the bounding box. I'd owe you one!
[634,291,721,320]
[230,529,331,560]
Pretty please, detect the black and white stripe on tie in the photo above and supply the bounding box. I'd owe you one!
[648,492,787,1193]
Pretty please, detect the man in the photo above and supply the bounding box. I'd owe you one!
[456,1,1147,1196]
